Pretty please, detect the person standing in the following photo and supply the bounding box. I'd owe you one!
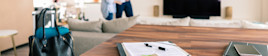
[115,0,133,18]
[101,0,117,20]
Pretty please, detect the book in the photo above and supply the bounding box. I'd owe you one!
[234,44,262,56]
[223,41,268,56]
[117,41,191,56]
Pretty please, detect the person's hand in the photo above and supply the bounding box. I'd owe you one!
[115,1,122,5]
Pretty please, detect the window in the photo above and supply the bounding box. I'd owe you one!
[33,0,53,7]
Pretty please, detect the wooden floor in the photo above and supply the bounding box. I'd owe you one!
[1,45,29,56]
[81,25,268,56]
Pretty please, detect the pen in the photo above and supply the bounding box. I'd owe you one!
[144,43,166,51]
[144,43,152,47]
[158,46,166,51]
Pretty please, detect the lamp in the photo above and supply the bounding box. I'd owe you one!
[225,6,232,20]
[153,5,159,17]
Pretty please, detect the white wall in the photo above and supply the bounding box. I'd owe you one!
[131,0,167,17]
[83,4,102,20]
[0,0,33,51]
[83,0,264,22]
[262,0,268,22]
[223,0,262,22]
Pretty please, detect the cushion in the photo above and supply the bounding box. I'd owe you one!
[190,19,242,28]
[71,31,117,55]
[67,19,103,33]
[137,17,191,26]
[35,27,70,39]
[102,16,138,33]
[127,16,139,27]
[242,20,268,29]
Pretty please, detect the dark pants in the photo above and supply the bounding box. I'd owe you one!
[116,1,133,18]
[106,13,113,20]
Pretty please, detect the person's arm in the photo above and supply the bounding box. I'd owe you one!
[114,0,122,5]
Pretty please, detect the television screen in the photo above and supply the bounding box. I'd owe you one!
[164,0,221,18]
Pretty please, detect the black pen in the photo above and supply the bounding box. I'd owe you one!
[144,43,166,51]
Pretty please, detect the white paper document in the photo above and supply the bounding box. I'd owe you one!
[122,41,190,56]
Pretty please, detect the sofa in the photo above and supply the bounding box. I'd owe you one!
[72,31,116,55]
[69,16,268,55]
[137,17,268,29]
[68,16,137,55]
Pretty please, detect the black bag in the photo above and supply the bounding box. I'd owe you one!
[29,8,74,56]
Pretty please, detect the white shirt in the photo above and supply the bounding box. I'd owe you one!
[116,0,126,3]
[101,0,116,18]
[107,0,116,13]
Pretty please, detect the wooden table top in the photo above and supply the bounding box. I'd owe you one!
[0,30,18,38]
[81,25,268,56]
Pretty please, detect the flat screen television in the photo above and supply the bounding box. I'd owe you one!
[164,0,221,19]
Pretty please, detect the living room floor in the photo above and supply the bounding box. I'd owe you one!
[1,45,29,56]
